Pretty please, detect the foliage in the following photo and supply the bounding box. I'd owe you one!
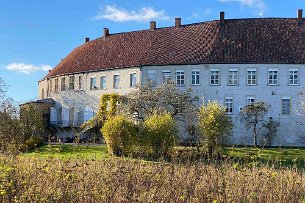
[240,101,271,147]
[101,115,137,156]
[19,136,44,152]
[123,81,199,137]
[198,101,233,157]
[81,93,120,132]
[143,112,177,157]
[0,79,45,154]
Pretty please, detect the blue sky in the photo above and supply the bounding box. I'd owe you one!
[0,0,304,102]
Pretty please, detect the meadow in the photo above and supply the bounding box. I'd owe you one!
[1,144,305,202]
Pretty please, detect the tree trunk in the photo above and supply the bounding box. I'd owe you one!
[253,125,257,147]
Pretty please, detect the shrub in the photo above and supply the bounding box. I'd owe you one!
[198,101,233,157]
[19,136,44,152]
[143,112,177,157]
[101,115,137,156]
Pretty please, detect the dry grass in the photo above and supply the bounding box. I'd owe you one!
[1,155,305,203]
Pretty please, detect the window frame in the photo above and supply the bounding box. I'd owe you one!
[162,70,171,84]
[113,75,120,89]
[289,68,298,86]
[247,68,257,86]
[61,77,66,91]
[246,96,255,105]
[147,70,157,84]
[225,97,234,115]
[130,73,137,87]
[90,77,97,90]
[100,76,107,90]
[69,75,75,90]
[191,69,200,85]
[228,68,238,86]
[78,76,82,90]
[176,70,185,86]
[54,78,59,92]
[282,97,291,115]
[210,69,220,86]
[268,68,278,86]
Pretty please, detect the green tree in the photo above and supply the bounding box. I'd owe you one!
[101,115,137,156]
[198,101,233,157]
[240,101,270,147]
[143,112,177,157]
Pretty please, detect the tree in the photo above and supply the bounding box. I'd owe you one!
[240,101,270,147]
[198,101,233,157]
[123,81,199,141]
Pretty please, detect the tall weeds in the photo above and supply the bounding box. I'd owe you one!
[0,155,305,202]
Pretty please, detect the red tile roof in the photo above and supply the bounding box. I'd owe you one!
[44,18,305,79]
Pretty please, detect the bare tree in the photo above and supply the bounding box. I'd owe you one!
[123,81,200,141]
[240,101,270,147]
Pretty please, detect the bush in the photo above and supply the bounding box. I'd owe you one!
[101,115,137,156]
[20,136,44,152]
[143,112,177,157]
[198,101,232,157]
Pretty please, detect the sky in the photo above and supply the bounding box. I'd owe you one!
[0,0,305,103]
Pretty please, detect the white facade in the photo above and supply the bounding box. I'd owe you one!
[39,64,305,146]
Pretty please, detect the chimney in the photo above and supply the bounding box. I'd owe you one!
[298,9,303,23]
[220,11,225,25]
[103,28,109,37]
[150,21,156,30]
[175,17,181,28]
[84,37,90,43]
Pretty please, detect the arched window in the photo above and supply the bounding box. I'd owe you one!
[50,107,57,126]
[62,107,69,127]
[84,106,94,122]
[69,107,75,126]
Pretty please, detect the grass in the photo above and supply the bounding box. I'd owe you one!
[1,144,305,202]
[224,147,305,168]
[22,144,305,168]
[22,143,110,160]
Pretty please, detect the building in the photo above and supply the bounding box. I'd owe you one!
[39,10,305,145]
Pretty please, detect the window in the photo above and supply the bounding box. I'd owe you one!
[289,69,298,85]
[162,71,171,84]
[147,70,156,83]
[228,69,238,85]
[247,69,257,85]
[246,96,255,105]
[114,75,120,89]
[192,70,200,85]
[100,76,106,89]
[61,77,66,91]
[69,76,74,90]
[49,79,52,93]
[176,70,185,86]
[130,73,137,87]
[78,76,82,90]
[210,69,220,85]
[268,69,278,85]
[225,97,234,114]
[90,77,97,90]
[54,78,58,92]
[282,97,291,114]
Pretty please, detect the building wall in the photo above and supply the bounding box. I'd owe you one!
[39,64,305,146]
[141,64,305,146]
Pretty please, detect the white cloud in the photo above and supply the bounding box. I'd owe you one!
[219,0,266,16]
[93,5,170,22]
[5,63,52,74]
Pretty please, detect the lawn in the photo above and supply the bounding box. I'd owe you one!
[23,143,305,168]
[22,143,110,159]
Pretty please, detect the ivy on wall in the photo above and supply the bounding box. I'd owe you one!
[81,93,120,132]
